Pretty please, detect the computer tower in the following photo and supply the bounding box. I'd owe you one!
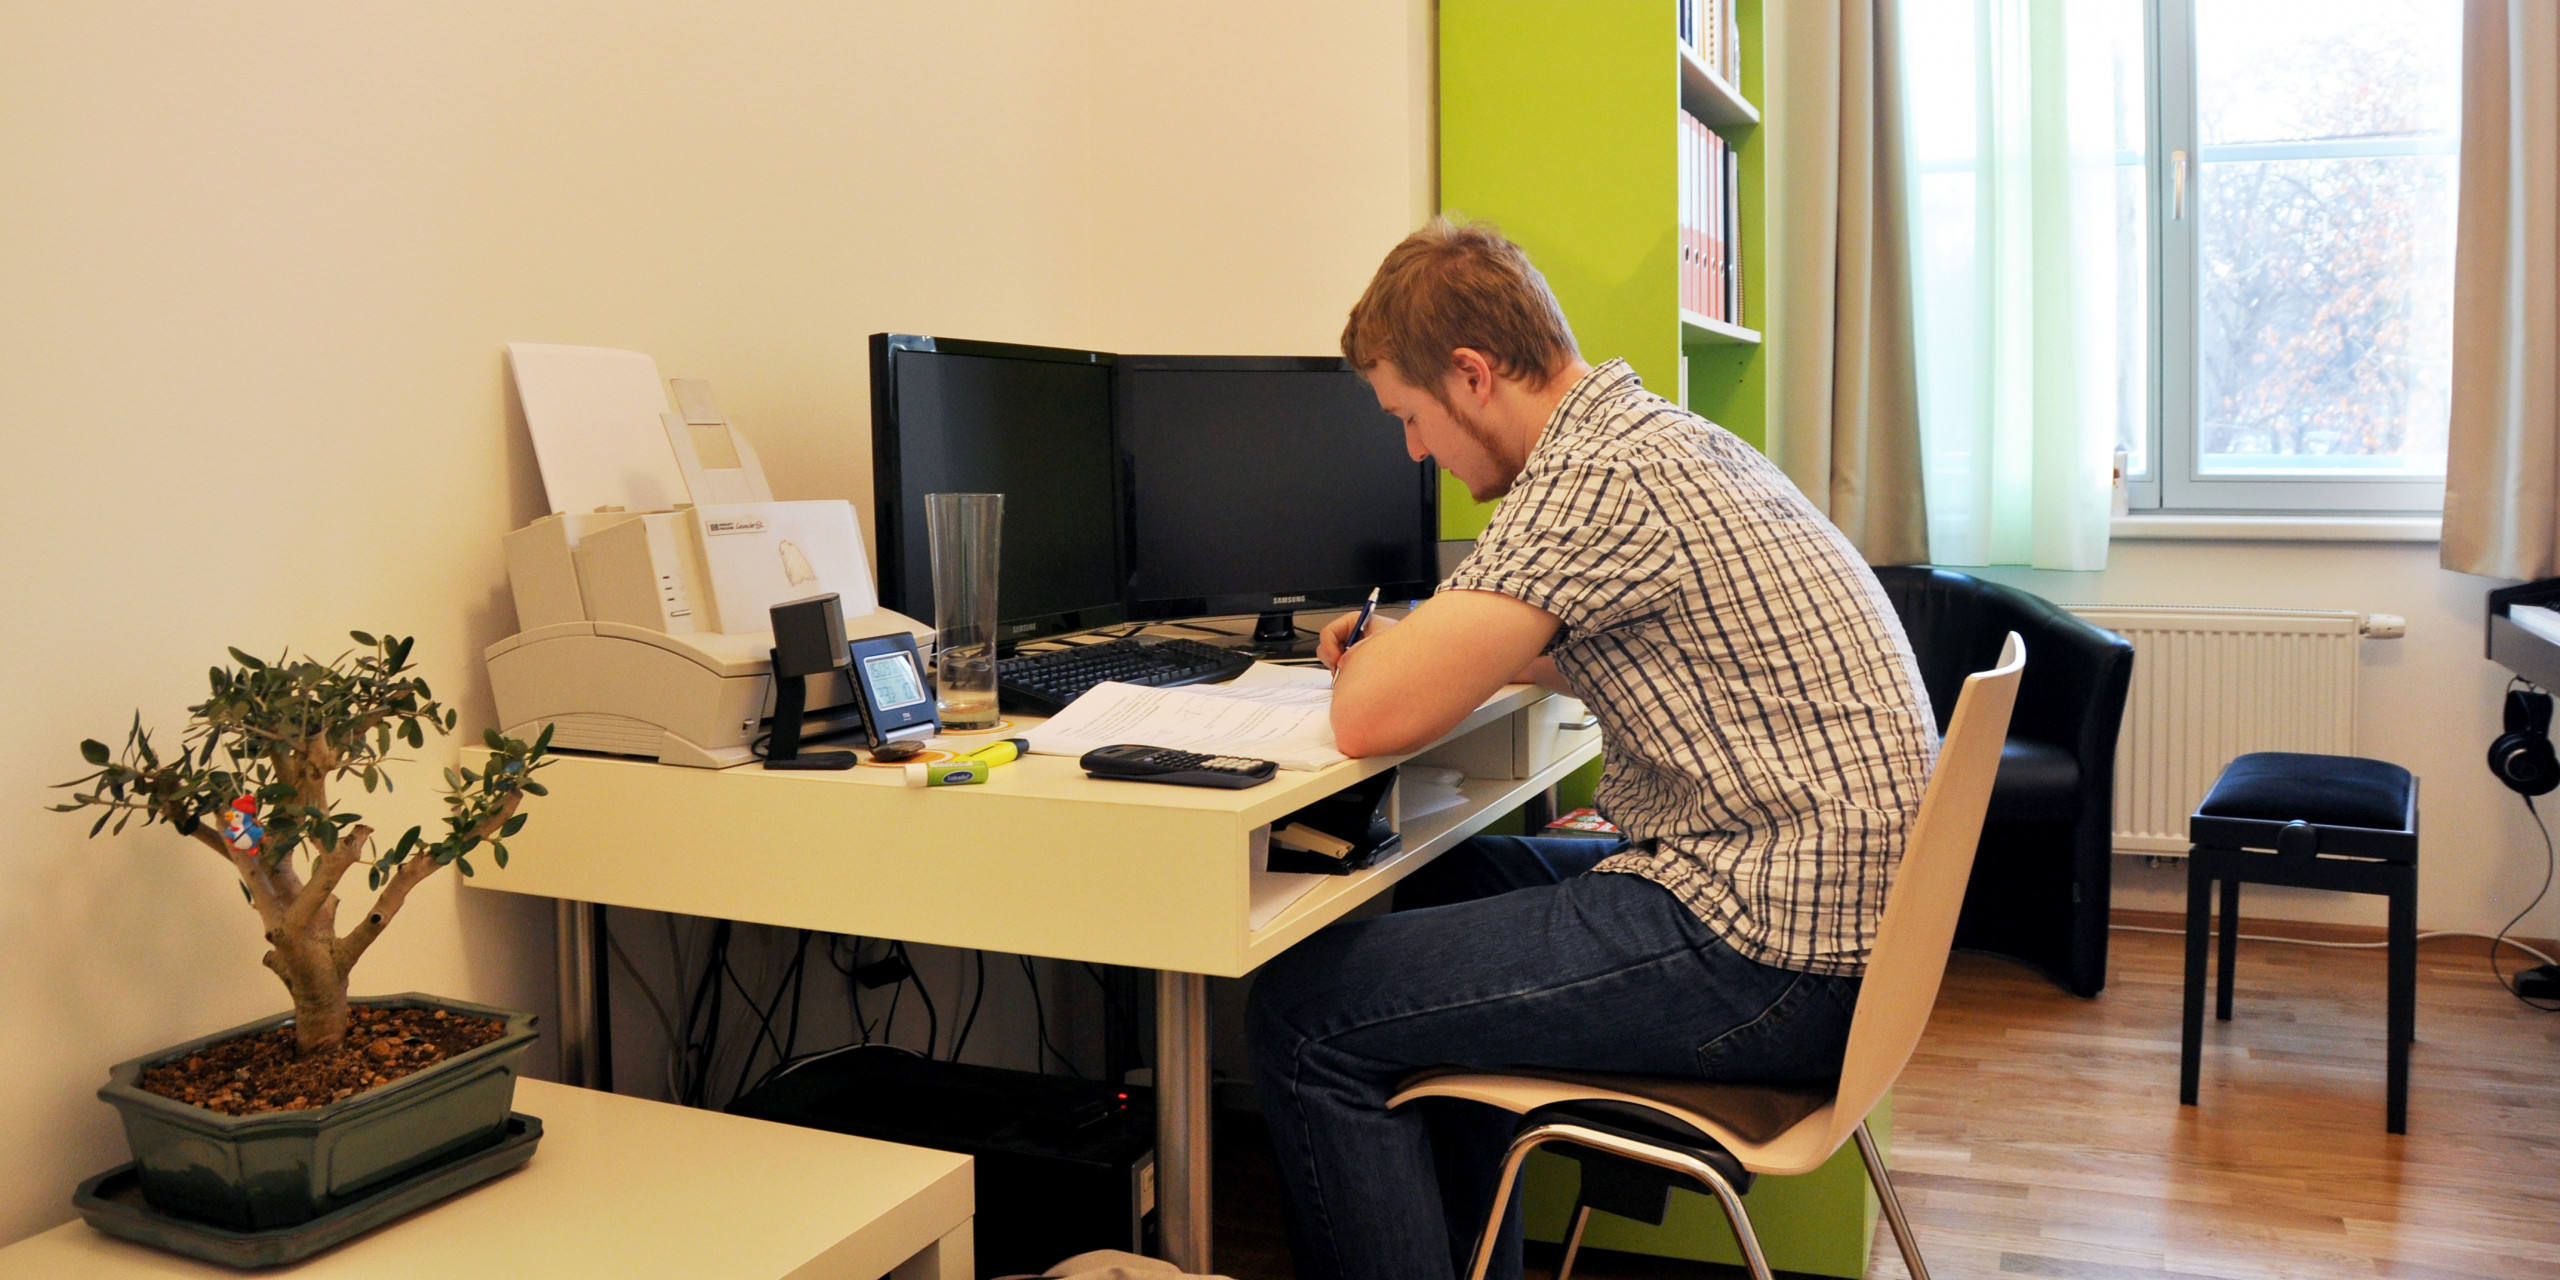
[727,1046,1154,1277]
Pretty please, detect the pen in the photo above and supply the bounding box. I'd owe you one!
[1344,587,1381,648]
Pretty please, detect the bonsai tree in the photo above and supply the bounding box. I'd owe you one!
[54,632,553,1056]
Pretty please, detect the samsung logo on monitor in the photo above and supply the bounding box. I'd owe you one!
[1009,622,1040,635]
[1270,594,1308,605]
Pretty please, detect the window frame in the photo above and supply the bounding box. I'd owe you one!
[2133,0,2452,515]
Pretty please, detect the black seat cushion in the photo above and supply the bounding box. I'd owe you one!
[1989,739,2081,823]
[2197,752,2414,833]
[1518,1098,1757,1214]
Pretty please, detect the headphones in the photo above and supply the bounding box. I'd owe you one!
[2489,684,2560,797]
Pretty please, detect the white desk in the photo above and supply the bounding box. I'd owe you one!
[465,684,1602,1272]
[0,1079,972,1279]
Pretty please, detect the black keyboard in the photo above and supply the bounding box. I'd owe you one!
[997,636,1256,715]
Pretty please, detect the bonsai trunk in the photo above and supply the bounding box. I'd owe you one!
[268,922,352,1056]
[202,790,517,1058]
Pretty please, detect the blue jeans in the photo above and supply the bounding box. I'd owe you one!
[1245,835,1861,1280]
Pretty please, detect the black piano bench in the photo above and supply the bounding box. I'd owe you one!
[2178,751,2420,1133]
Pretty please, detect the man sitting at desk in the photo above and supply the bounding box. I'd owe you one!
[1244,219,1937,1280]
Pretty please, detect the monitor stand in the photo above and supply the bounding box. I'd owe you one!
[1243,609,1318,659]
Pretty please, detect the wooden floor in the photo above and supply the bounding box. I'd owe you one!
[1214,928,2560,1278]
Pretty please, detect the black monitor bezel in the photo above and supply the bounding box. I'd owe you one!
[868,333,1129,648]
[1112,353,1440,623]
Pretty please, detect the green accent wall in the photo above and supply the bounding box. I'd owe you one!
[1440,470,1492,540]
[1553,754,1602,812]
[1439,8,1888,1278]
[1439,0,1679,538]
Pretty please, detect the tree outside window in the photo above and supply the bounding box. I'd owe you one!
[2158,0,2460,511]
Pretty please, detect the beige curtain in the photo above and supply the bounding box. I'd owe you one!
[2444,0,2560,579]
[1764,0,1931,566]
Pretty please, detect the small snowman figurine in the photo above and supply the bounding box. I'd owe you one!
[217,796,264,852]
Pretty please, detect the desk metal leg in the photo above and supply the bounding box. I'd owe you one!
[1523,784,1558,833]
[555,899,610,1090]
[1155,970,1212,1272]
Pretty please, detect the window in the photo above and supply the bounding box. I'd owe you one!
[2138,0,2462,513]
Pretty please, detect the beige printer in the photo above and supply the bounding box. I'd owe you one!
[486,344,929,768]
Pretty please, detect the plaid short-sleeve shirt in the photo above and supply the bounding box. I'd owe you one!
[1443,360,1937,977]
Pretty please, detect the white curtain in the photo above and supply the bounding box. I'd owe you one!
[2442,0,2560,579]
[1899,0,2125,570]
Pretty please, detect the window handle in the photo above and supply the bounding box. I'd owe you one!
[2172,149,2188,220]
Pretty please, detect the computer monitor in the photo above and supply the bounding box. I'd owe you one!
[1115,355,1438,650]
[869,335,1126,646]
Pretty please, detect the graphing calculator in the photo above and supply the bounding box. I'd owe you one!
[1078,744,1279,789]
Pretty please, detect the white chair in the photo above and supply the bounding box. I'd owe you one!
[1390,633,2025,1280]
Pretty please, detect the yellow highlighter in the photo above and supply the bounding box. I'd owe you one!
[905,738,1029,788]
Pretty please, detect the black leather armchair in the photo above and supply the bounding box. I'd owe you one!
[1872,567,2135,997]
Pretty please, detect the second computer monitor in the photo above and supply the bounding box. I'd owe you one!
[870,335,1126,644]
[1117,355,1438,647]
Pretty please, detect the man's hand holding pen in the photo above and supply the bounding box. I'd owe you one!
[1318,602,1395,672]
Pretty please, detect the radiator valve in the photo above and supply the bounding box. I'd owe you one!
[2361,613,2407,639]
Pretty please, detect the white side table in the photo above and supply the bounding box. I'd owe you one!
[0,1078,972,1279]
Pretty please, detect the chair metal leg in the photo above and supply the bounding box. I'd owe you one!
[1854,1121,1932,1280]
[1675,1148,1772,1280]
[1554,1204,1592,1280]
[1466,1126,1547,1280]
[1467,1122,1773,1280]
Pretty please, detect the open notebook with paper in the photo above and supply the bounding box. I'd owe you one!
[1025,662,1344,771]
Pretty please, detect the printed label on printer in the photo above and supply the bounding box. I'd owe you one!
[700,515,769,537]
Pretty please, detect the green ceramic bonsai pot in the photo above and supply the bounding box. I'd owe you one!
[97,993,538,1231]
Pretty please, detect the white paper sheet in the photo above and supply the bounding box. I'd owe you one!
[1396,764,1469,822]
[1226,661,1334,690]
[1027,672,1344,771]
[507,344,690,516]
[1248,826,1327,930]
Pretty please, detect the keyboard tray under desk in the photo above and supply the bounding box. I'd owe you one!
[463,683,1601,978]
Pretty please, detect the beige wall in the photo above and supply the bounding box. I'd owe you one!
[0,0,1430,1242]
[1974,541,2552,946]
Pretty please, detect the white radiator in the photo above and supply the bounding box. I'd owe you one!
[2064,605,2363,855]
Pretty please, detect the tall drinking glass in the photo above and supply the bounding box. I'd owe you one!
[926,492,1003,730]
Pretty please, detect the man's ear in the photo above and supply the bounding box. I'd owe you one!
[1447,348,1497,405]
